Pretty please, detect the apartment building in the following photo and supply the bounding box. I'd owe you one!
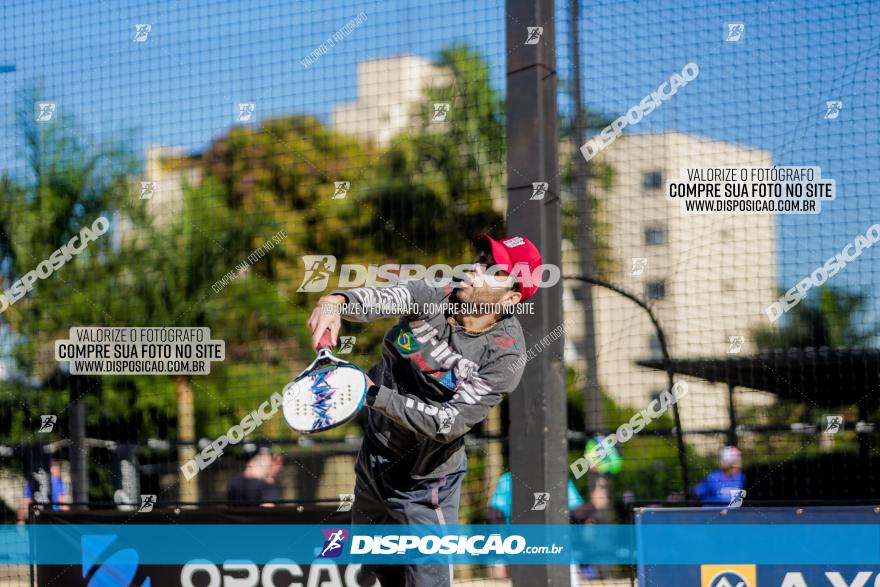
[332,55,452,147]
[564,131,778,434]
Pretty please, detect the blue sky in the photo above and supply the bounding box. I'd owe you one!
[2,0,879,325]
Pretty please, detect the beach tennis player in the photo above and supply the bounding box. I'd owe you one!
[306,234,543,586]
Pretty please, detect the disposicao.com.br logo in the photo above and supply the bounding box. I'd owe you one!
[296,255,560,293]
[348,534,561,556]
[319,528,348,558]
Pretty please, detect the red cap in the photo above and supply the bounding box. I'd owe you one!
[472,234,544,302]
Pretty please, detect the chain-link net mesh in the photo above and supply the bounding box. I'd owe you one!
[562,1,880,519]
[0,0,878,585]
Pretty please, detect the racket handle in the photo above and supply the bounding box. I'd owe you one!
[317,330,334,350]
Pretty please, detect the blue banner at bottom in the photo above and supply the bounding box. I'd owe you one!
[1,523,879,565]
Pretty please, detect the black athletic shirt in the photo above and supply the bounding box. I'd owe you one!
[332,280,527,478]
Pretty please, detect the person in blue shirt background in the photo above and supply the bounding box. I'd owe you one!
[17,461,70,523]
[693,446,745,505]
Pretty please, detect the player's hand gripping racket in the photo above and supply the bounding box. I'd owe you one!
[282,331,368,433]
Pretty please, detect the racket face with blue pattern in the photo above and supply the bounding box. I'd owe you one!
[282,332,368,434]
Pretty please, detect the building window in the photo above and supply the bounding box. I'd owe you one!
[646,280,666,300]
[648,336,663,359]
[644,225,667,246]
[642,171,663,191]
[649,389,666,404]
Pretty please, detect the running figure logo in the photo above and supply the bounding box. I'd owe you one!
[525,27,543,44]
[319,529,347,558]
[725,23,744,42]
[133,24,151,42]
[140,181,157,200]
[631,257,647,276]
[38,415,57,433]
[437,410,455,434]
[531,492,549,511]
[36,102,56,122]
[297,255,337,292]
[336,494,354,512]
[332,181,350,199]
[337,336,356,354]
[727,335,744,354]
[824,415,843,434]
[530,182,548,201]
[138,494,156,512]
[431,103,450,123]
[728,489,746,508]
[238,103,256,122]
[824,101,843,120]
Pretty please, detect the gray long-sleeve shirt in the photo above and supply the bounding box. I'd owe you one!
[332,281,527,479]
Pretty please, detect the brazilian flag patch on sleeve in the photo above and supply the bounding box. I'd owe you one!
[392,324,421,355]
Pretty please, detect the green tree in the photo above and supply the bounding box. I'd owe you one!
[0,92,298,501]
[0,94,141,355]
[358,45,506,262]
[752,285,879,349]
[123,176,295,500]
[0,91,145,502]
[196,114,387,371]
[199,115,378,279]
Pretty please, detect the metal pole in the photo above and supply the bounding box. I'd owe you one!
[564,275,690,495]
[506,0,569,585]
[727,383,738,447]
[568,0,603,435]
[69,377,89,505]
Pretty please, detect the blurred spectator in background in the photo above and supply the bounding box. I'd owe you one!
[227,449,282,507]
[582,435,620,525]
[487,471,591,525]
[694,446,745,505]
[487,471,591,583]
[17,460,70,524]
[587,476,612,523]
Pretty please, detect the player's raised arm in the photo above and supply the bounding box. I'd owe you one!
[306,281,447,350]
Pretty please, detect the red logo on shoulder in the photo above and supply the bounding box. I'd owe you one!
[495,336,515,349]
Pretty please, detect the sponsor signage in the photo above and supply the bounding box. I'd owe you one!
[637,506,880,587]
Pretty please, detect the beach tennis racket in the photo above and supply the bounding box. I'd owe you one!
[282,331,368,433]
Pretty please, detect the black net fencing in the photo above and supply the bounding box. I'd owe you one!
[1,0,879,585]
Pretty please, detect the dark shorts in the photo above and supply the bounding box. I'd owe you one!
[352,437,466,587]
